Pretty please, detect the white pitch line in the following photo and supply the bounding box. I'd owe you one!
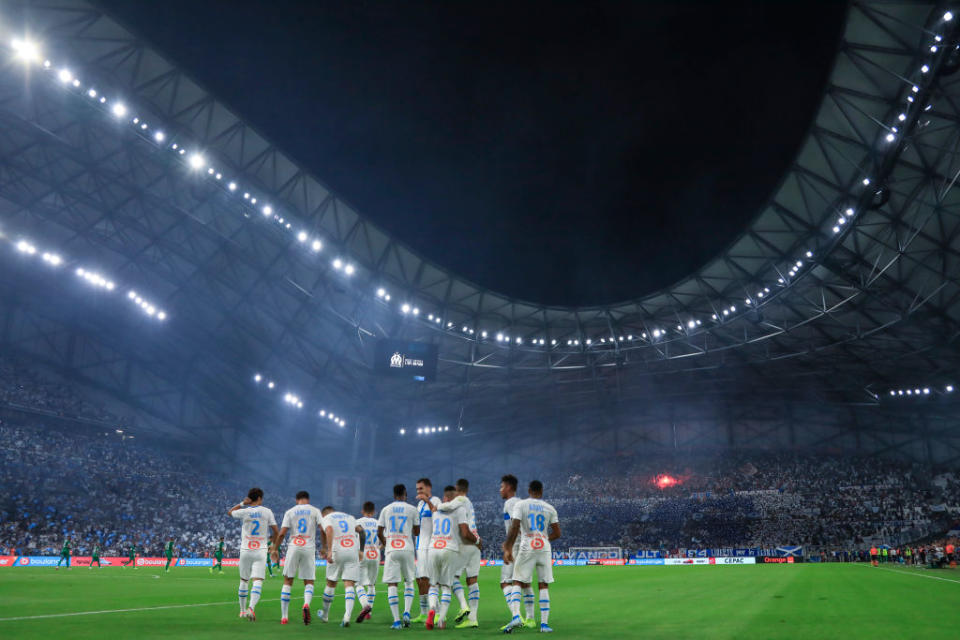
[860,564,960,585]
[0,598,280,622]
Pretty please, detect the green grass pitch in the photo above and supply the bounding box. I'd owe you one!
[1,564,958,638]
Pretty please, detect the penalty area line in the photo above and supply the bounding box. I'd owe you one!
[0,598,280,622]
[859,564,960,585]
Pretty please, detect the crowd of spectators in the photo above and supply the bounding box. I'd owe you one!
[2,355,959,561]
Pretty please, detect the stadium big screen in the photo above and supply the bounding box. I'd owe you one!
[374,338,439,382]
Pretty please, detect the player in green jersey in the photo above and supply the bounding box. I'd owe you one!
[210,537,225,574]
[266,538,276,578]
[122,543,137,568]
[56,538,71,570]
[90,543,101,569]
[165,538,175,572]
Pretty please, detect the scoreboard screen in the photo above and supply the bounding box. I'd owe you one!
[374,339,439,382]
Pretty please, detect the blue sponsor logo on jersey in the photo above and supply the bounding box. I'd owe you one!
[503,513,511,520]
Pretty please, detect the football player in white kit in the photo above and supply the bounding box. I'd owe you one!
[424,485,477,630]
[319,506,371,626]
[377,484,421,629]
[227,487,279,622]
[499,474,533,624]
[356,501,380,622]
[413,477,441,623]
[500,480,561,634]
[276,491,323,625]
[436,478,482,628]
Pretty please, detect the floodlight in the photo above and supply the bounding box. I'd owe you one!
[228,181,237,191]
[333,258,343,270]
[377,288,386,297]
[58,68,72,83]
[889,390,895,396]
[833,226,840,233]
[401,304,411,314]
[923,388,930,395]
[687,320,695,329]
[268,381,275,389]
[254,374,262,382]
[885,133,895,142]
[946,11,954,21]
[344,264,355,275]
[88,89,97,98]
[311,239,322,252]
[188,153,205,170]
[263,205,272,216]
[482,331,488,338]
[400,429,405,435]
[921,65,930,74]
[111,102,128,118]
[12,38,41,64]
[947,385,954,392]
[297,231,308,243]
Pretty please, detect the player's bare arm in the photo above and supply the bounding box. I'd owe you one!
[548,522,561,542]
[503,519,521,563]
[356,525,366,552]
[377,525,387,547]
[227,496,252,516]
[322,526,333,560]
[412,524,421,537]
[458,522,477,544]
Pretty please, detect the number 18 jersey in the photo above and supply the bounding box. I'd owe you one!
[281,504,323,550]
[378,501,420,553]
[511,498,559,554]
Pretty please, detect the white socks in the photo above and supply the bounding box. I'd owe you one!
[366,585,376,608]
[249,579,262,610]
[357,586,370,610]
[344,586,356,621]
[238,580,249,612]
[388,585,401,622]
[420,594,429,613]
[304,584,314,607]
[437,586,452,623]
[508,585,522,618]
[452,579,468,610]
[321,585,336,617]
[468,584,480,622]
[523,586,535,619]
[539,588,550,624]
[280,584,291,619]
[404,582,415,615]
[502,585,512,613]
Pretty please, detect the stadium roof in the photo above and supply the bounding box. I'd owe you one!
[0,1,958,471]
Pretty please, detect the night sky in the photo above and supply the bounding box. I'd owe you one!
[99,1,846,306]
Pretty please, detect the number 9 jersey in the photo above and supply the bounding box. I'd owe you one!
[511,498,559,554]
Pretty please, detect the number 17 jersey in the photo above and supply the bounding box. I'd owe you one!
[281,504,323,550]
[378,501,420,553]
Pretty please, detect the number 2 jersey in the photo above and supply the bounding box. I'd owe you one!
[511,498,559,554]
[231,505,277,552]
[378,501,420,552]
[323,511,360,553]
[280,504,324,551]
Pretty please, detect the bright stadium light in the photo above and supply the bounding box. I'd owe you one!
[311,239,322,252]
[885,133,895,142]
[412,307,419,315]
[923,388,930,395]
[154,131,165,142]
[58,68,73,83]
[12,38,42,64]
[254,374,262,382]
[188,153,205,170]
[377,288,386,298]
[947,385,954,392]
[111,102,128,118]
[921,64,930,74]
[227,181,237,191]
[400,429,405,435]
[262,205,272,216]
[889,390,895,396]
[333,258,343,270]
[267,381,275,389]
[401,303,411,314]
[297,231,308,243]
[344,264,355,276]
[946,10,954,21]
[320,410,326,417]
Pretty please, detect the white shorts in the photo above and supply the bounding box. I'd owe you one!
[239,549,266,581]
[500,543,520,583]
[382,550,416,584]
[428,548,459,587]
[283,547,316,581]
[415,548,432,580]
[326,550,360,583]
[456,545,481,579]
[513,550,553,585]
[361,548,380,585]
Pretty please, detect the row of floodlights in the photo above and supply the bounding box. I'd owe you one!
[888,385,954,397]
[397,425,463,435]
[253,373,347,426]
[11,37,358,282]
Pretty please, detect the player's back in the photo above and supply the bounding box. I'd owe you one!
[233,505,276,552]
[514,498,558,554]
[379,501,419,552]
[324,511,359,551]
[357,516,380,550]
[416,496,441,551]
[431,505,464,554]
[282,504,323,550]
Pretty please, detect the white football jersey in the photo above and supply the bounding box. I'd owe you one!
[430,503,466,554]
[231,505,277,552]
[323,512,360,552]
[503,496,520,535]
[416,496,442,552]
[439,495,478,538]
[357,516,380,550]
[378,501,420,553]
[281,504,323,550]
[511,498,559,554]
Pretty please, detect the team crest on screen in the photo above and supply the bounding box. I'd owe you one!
[390,352,404,368]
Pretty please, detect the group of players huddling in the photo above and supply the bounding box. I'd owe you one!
[226,474,560,633]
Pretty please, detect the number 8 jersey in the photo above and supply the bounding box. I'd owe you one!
[231,505,278,552]
[511,498,559,554]
[281,504,324,550]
